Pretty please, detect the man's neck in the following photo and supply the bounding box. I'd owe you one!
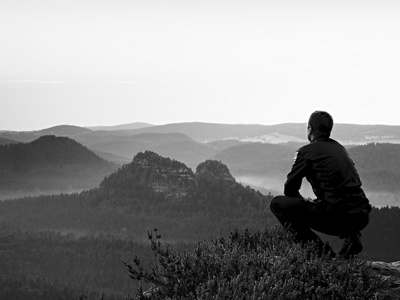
[310,134,329,142]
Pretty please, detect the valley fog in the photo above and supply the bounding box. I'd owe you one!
[0,188,86,201]
[235,175,316,199]
[236,174,399,207]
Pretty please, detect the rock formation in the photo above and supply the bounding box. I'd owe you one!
[368,260,400,297]
[195,159,236,183]
[129,151,197,199]
[99,151,244,204]
[99,151,197,200]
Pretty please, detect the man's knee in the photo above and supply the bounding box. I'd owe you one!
[270,195,305,213]
[270,195,282,208]
[270,195,287,215]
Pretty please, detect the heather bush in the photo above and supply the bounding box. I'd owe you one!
[124,226,393,299]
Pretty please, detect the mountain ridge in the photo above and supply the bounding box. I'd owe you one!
[3,122,400,145]
[86,122,154,131]
[0,135,118,198]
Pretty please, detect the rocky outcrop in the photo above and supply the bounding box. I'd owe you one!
[130,151,197,199]
[100,151,197,200]
[368,260,400,297]
[195,159,236,183]
[99,151,244,204]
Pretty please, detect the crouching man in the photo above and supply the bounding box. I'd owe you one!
[270,111,371,258]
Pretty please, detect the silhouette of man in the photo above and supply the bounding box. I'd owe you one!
[270,111,371,258]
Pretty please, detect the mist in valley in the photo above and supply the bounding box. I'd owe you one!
[235,174,316,199]
[235,174,400,208]
[0,188,86,201]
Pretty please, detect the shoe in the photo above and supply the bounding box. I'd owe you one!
[338,232,363,259]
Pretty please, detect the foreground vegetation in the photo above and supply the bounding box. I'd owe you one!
[125,226,395,300]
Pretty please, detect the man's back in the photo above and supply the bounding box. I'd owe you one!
[285,137,369,213]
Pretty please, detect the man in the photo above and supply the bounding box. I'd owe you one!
[270,111,371,258]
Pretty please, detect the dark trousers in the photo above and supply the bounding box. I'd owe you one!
[270,195,370,244]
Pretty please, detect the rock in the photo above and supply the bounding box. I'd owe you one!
[195,160,236,183]
[368,260,400,297]
[131,153,197,200]
[100,151,197,201]
[99,151,246,207]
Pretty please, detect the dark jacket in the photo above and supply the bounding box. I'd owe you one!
[284,137,371,214]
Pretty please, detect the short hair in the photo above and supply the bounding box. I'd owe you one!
[308,111,334,137]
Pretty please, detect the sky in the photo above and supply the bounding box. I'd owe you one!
[1,0,400,131]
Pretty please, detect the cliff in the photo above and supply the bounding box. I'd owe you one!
[128,151,197,199]
[99,151,197,200]
[98,151,256,205]
[195,159,236,183]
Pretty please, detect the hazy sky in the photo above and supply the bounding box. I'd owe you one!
[1,0,400,130]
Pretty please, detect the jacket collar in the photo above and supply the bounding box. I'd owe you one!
[310,136,330,143]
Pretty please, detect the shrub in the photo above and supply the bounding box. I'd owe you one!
[124,227,393,299]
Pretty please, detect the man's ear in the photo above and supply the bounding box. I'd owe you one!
[307,125,312,134]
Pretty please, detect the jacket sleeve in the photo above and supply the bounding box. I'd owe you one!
[284,150,308,198]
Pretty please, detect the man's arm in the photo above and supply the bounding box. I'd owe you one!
[284,150,308,199]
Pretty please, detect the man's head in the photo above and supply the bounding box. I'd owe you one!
[307,111,334,141]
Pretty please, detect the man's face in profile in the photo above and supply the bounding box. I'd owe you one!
[307,125,312,142]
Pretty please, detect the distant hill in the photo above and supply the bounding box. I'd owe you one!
[348,143,400,201]
[78,132,218,169]
[205,139,246,150]
[113,122,400,144]
[0,137,16,146]
[3,122,400,145]
[0,135,118,198]
[0,125,92,143]
[125,122,274,142]
[39,125,93,136]
[334,124,400,144]
[91,149,130,165]
[87,122,154,131]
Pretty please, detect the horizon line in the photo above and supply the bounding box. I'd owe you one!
[2,121,400,132]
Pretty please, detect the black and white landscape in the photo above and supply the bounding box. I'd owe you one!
[2,0,400,297]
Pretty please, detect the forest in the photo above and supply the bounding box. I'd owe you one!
[0,231,136,299]
[348,143,400,193]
